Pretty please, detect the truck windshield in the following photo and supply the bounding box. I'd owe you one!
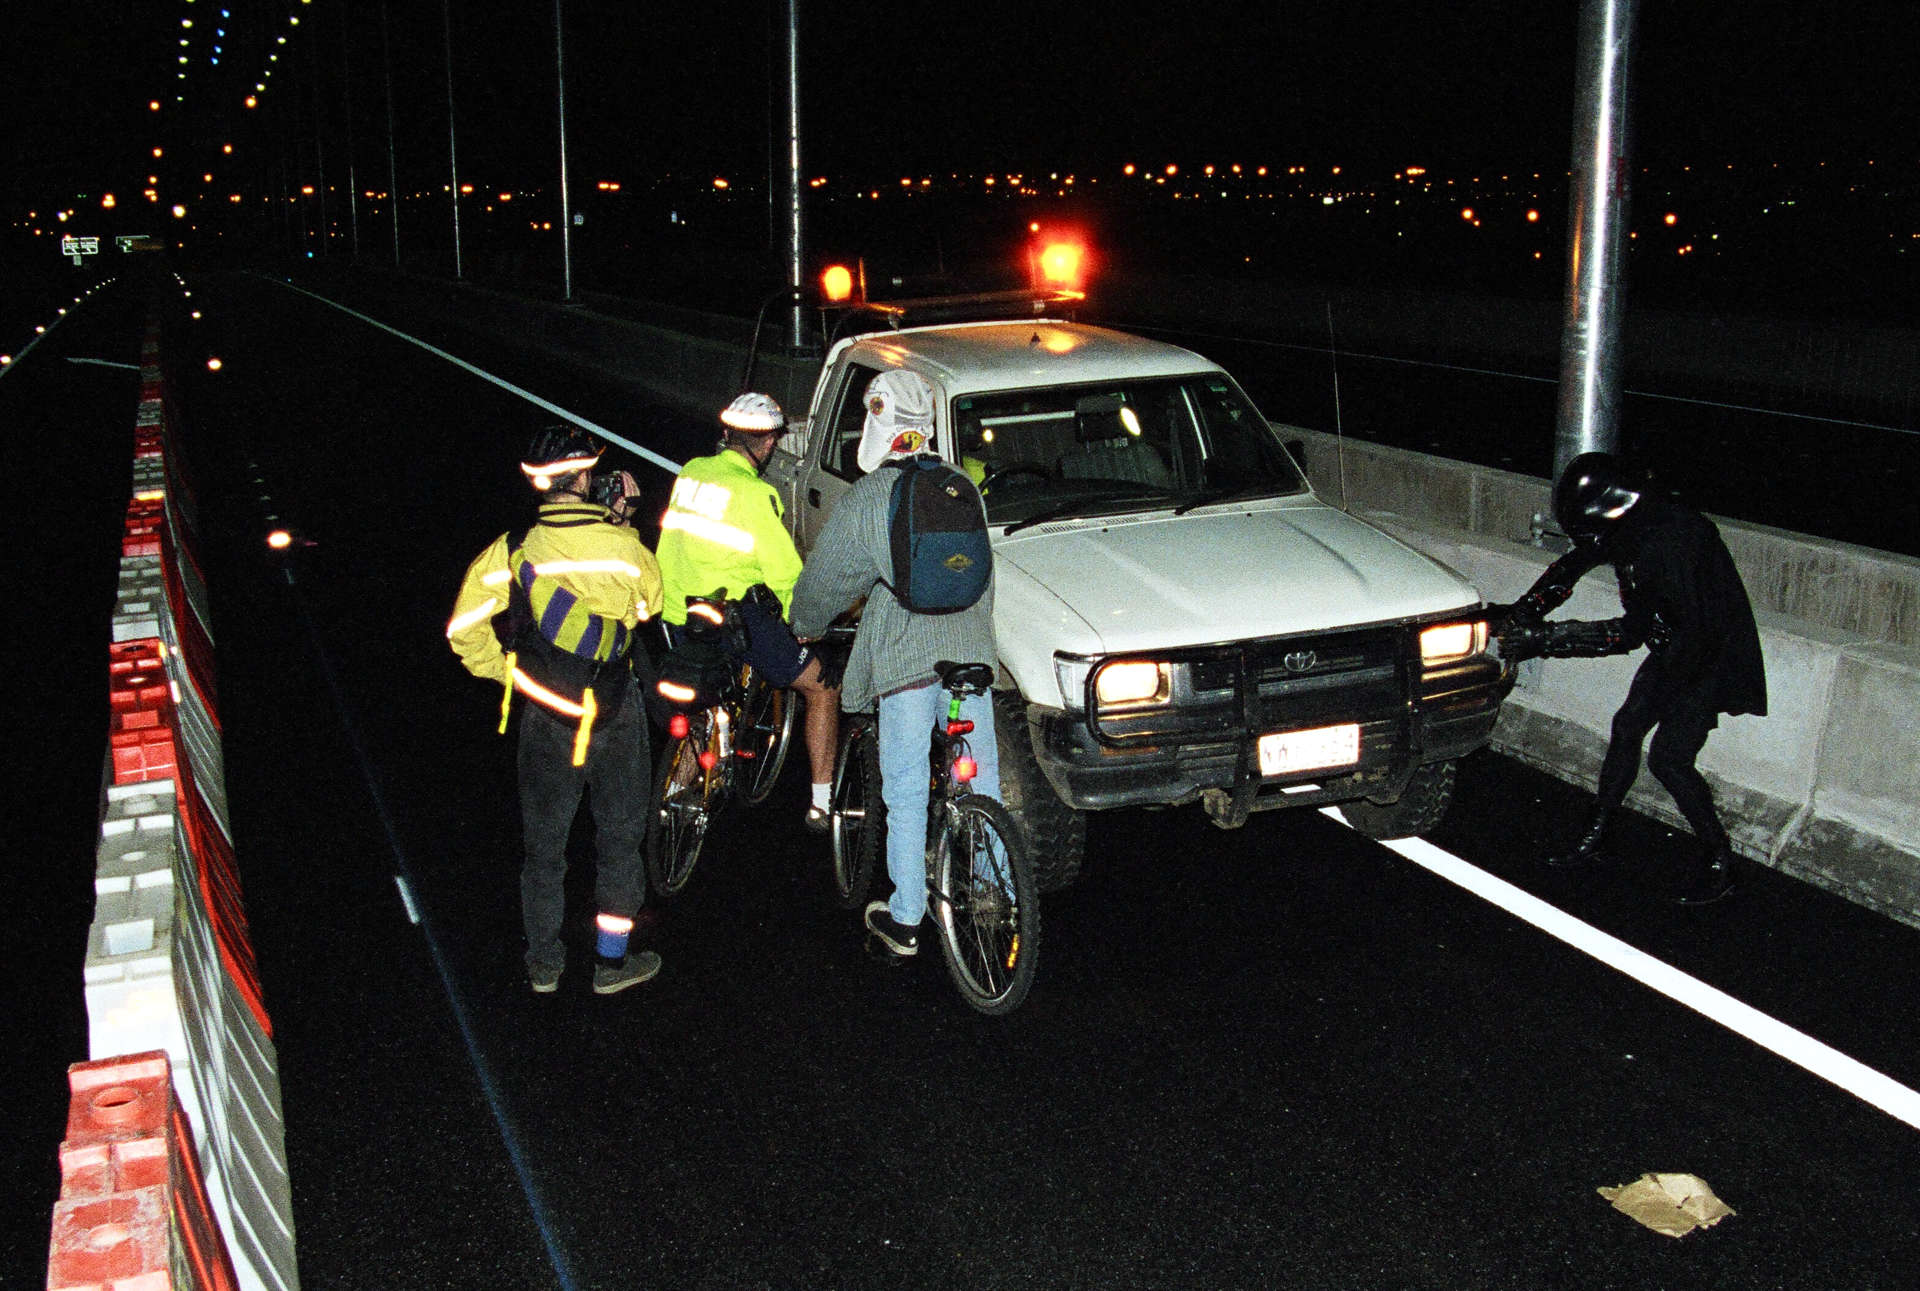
[952,374,1309,527]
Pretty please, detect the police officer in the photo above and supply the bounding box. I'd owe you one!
[448,426,665,993]
[655,393,840,829]
[1498,453,1767,905]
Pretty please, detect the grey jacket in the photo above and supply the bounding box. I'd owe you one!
[789,462,998,713]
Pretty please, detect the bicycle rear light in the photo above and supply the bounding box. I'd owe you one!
[667,712,690,739]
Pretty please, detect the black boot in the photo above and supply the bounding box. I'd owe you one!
[1546,806,1611,868]
[1673,847,1736,906]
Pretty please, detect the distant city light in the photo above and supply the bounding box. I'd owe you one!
[1664,212,1678,225]
[102,194,116,209]
[171,204,187,218]
[206,357,223,371]
[1526,209,1540,222]
[1461,207,1475,221]
[1123,164,1136,176]
[149,100,161,112]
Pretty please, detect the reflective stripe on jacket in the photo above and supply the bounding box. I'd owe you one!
[656,448,804,624]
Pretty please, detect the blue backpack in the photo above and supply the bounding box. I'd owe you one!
[882,456,992,614]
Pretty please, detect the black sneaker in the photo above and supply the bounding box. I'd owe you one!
[592,951,663,995]
[528,964,562,995]
[864,901,919,956]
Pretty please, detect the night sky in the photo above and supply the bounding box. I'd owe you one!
[6,1,1915,217]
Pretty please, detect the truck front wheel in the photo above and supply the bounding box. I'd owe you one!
[993,690,1088,891]
[1337,759,1457,841]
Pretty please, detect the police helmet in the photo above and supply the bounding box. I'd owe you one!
[1553,451,1643,537]
[521,425,603,491]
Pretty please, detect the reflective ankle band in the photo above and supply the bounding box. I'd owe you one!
[595,912,633,959]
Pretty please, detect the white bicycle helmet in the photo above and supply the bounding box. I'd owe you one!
[719,392,786,433]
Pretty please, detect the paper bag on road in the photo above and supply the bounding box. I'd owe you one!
[1597,1172,1735,1237]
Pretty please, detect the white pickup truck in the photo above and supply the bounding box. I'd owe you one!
[768,305,1509,890]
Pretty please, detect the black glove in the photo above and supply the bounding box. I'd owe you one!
[1495,618,1548,662]
[1539,619,1632,658]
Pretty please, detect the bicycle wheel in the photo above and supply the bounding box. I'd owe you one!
[828,717,882,909]
[646,711,716,896]
[929,795,1039,1016]
[735,667,795,806]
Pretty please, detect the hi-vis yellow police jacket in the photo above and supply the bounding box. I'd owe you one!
[655,448,804,624]
[447,502,662,760]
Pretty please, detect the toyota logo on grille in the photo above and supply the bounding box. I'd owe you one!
[1283,650,1318,673]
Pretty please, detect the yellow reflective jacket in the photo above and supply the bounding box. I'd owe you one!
[448,501,662,687]
[655,448,804,624]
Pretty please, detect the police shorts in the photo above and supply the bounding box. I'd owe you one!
[735,598,812,687]
[660,596,807,689]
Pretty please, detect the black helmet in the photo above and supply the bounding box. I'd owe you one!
[520,425,603,491]
[1553,452,1642,537]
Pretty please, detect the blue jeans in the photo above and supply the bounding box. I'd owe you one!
[877,681,1000,926]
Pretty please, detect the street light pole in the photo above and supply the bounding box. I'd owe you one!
[555,0,574,302]
[340,0,361,259]
[381,0,401,267]
[444,0,463,279]
[1552,0,1639,486]
[784,0,807,352]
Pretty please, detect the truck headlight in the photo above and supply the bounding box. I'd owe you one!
[1055,655,1173,712]
[1419,620,1488,666]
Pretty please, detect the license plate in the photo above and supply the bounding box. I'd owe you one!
[1258,723,1360,776]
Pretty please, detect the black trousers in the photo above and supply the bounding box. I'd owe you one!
[1594,663,1729,852]
[516,680,649,974]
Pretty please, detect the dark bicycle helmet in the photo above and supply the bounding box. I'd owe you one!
[1553,451,1643,537]
[520,424,604,491]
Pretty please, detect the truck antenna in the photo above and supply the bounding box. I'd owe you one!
[1326,301,1349,512]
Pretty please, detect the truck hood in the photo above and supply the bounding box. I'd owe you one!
[993,499,1479,654]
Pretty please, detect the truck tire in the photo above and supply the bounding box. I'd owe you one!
[1337,759,1457,840]
[994,690,1087,891]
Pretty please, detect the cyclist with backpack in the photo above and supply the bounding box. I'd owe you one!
[446,426,664,995]
[789,369,1000,957]
[656,393,841,830]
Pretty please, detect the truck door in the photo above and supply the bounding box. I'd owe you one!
[796,359,885,552]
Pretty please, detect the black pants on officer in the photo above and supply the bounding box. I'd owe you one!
[517,678,648,978]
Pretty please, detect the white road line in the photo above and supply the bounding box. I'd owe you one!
[266,278,686,478]
[1321,808,1920,1132]
[67,357,140,370]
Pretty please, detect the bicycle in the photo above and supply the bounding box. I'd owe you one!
[830,660,1040,1016]
[645,593,795,896]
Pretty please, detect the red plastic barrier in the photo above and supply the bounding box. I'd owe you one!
[122,499,166,558]
[49,1052,240,1291]
[108,638,180,786]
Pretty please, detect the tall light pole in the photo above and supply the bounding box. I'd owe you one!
[381,0,401,266]
[784,0,807,352]
[444,0,463,279]
[340,0,361,258]
[1552,0,1639,485]
[555,0,575,301]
